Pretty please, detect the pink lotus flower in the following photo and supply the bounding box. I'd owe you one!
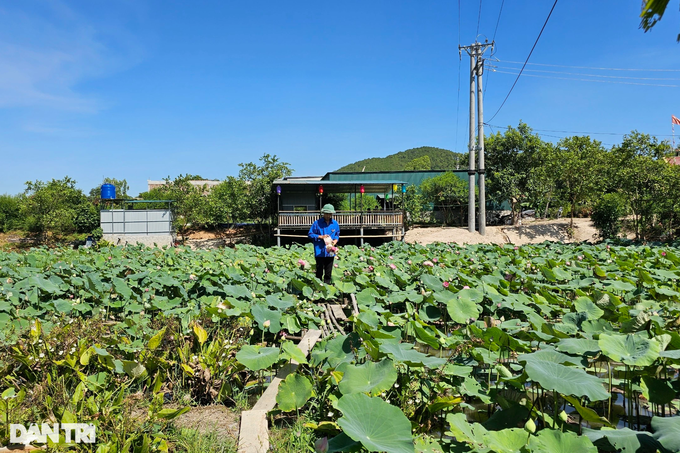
[433,258,438,263]
[145,288,150,292]
[264,269,270,273]
[422,260,434,267]
[368,265,374,272]
[463,285,470,289]
[389,263,397,270]
[497,303,502,308]
[298,259,308,267]
[407,260,412,265]
[662,251,667,256]
[514,246,519,250]
[315,437,329,453]
[443,281,449,288]
[334,263,338,268]
[389,255,394,260]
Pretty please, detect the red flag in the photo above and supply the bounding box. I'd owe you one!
[673,115,680,125]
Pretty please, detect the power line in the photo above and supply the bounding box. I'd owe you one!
[488,64,680,81]
[497,60,680,72]
[490,70,680,87]
[487,0,559,123]
[476,0,483,36]
[455,0,462,153]
[486,123,676,137]
[492,0,504,42]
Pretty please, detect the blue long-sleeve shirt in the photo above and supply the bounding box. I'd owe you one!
[308,217,340,257]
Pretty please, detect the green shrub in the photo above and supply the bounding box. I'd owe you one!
[592,193,626,239]
[0,194,21,232]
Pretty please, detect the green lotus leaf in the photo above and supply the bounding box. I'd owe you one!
[524,360,610,401]
[574,296,604,320]
[555,338,601,355]
[598,334,660,367]
[280,340,308,365]
[652,416,680,452]
[337,393,414,453]
[379,342,446,368]
[276,373,313,412]
[584,427,660,453]
[528,428,596,452]
[482,428,528,453]
[445,413,486,444]
[338,358,397,396]
[518,349,586,367]
[603,280,635,292]
[251,303,282,334]
[640,376,675,405]
[445,294,482,324]
[235,345,280,371]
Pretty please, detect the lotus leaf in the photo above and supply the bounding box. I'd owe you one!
[337,393,414,453]
[379,342,446,368]
[524,360,610,401]
[338,358,397,396]
[652,416,680,452]
[527,428,597,452]
[584,427,661,453]
[235,345,279,371]
[276,373,313,411]
[598,334,660,366]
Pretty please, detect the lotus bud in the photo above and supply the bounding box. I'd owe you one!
[559,410,568,422]
[263,320,271,328]
[524,418,536,433]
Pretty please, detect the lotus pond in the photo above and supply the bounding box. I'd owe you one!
[0,240,679,452]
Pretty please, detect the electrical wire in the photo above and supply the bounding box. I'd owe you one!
[486,123,676,138]
[489,70,680,87]
[476,0,483,37]
[488,64,680,81]
[455,0,462,155]
[492,0,504,42]
[487,0,559,123]
[496,60,680,72]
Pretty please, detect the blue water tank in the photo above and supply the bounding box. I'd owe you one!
[101,184,116,199]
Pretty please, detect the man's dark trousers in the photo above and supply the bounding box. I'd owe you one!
[315,257,334,284]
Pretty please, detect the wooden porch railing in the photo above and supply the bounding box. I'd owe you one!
[277,210,403,229]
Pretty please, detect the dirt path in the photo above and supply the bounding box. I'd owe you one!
[403,217,600,246]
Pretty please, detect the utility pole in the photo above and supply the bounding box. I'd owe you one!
[459,40,494,235]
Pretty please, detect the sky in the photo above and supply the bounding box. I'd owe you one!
[1,1,679,197]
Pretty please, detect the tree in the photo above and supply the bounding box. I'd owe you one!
[0,194,21,233]
[485,122,549,224]
[20,177,95,241]
[554,136,607,229]
[208,176,250,225]
[238,154,293,224]
[404,155,431,171]
[420,172,470,225]
[88,178,130,200]
[611,132,673,239]
[144,175,213,241]
[640,0,680,42]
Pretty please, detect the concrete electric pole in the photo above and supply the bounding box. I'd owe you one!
[459,40,494,235]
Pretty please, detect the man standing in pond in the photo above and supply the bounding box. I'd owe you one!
[308,204,340,284]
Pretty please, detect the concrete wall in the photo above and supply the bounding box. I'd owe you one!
[101,209,174,247]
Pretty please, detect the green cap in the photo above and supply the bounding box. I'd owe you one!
[321,204,336,214]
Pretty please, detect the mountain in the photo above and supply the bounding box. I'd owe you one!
[335,146,468,172]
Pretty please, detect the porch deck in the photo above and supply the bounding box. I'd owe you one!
[277,210,403,229]
[275,210,404,245]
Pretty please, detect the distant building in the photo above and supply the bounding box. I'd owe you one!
[147,180,221,193]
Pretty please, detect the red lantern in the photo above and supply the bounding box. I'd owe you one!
[318,185,324,194]
[360,185,365,194]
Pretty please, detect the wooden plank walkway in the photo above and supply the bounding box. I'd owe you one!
[237,329,323,453]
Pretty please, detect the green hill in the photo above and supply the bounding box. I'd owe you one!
[335,146,468,172]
